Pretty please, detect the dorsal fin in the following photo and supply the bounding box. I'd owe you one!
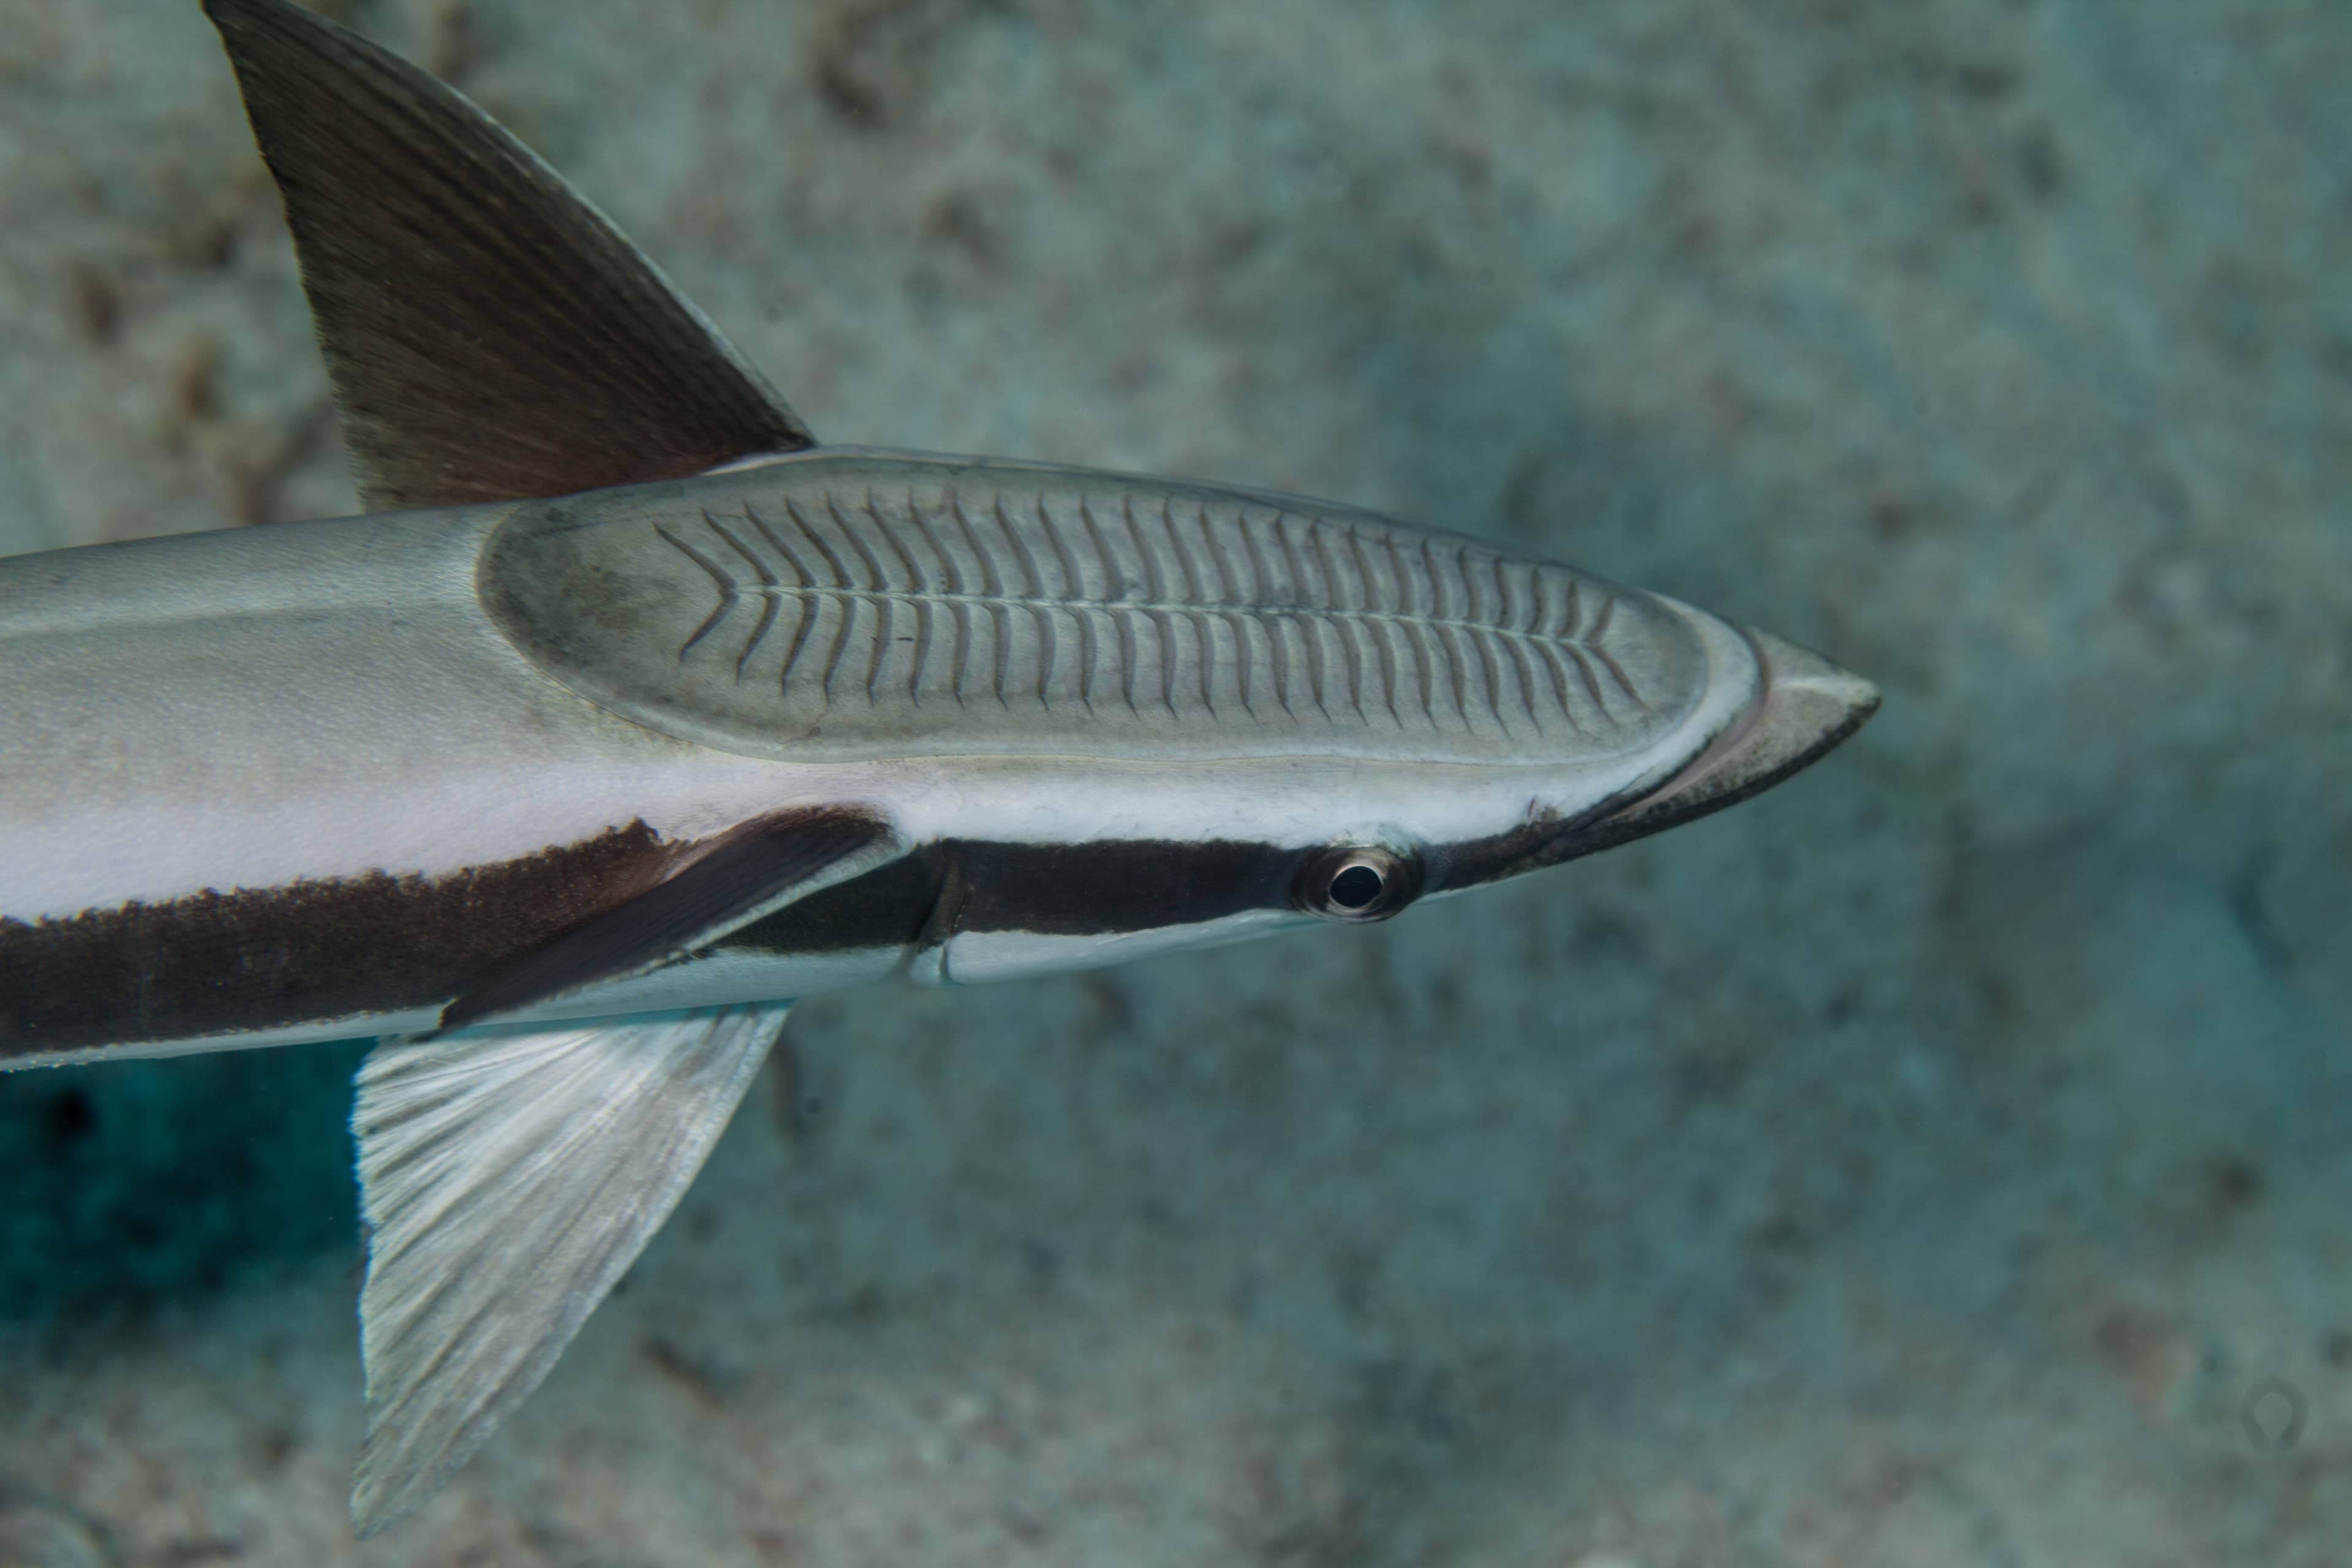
[203,0,815,512]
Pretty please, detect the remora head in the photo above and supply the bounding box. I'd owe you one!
[481,454,1880,982]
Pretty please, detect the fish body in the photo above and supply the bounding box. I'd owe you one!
[2,448,1801,1065]
[0,0,1877,1533]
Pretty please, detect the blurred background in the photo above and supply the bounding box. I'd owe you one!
[0,1,2346,1562]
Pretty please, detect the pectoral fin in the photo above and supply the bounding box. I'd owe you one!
[442,807,899,1031]
[203,0,814,511]
[350,1002,790,1536]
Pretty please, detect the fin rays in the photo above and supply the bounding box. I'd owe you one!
[205,0,812,512]
[351,1004,788,1535]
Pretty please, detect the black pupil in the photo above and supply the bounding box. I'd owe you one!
[1329,864,1384,910]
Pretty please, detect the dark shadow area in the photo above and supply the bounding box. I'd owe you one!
[0,1041,364,1317]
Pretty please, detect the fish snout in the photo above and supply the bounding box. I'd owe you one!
[1600,627,1880,840]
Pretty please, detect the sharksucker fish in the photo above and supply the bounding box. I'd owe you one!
[0,0,1879,1536]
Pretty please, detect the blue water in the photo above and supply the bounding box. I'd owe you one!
[0,1,2346,1561]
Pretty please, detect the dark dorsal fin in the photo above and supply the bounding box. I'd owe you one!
[203,0,815,512]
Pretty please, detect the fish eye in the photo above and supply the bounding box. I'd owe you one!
[1294,845,1420,923]
[1330,864,1384,909]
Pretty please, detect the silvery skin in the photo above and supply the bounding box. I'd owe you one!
[0,0,1876,1534]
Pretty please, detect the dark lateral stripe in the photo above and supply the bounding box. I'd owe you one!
[1,830,1308,1058]
[725,839,1306,951]
[944,839,1300,937]
[442,807,891,1030]
[724,851,942,955]
[10,819,1596,1063]
[0,824,673,1060]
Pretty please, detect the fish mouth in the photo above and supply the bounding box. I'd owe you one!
[1588,627,1880,849]
[1423,625,1878,892]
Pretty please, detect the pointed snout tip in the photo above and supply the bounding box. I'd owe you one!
[1687,626,1879,808]
[1705,628,1879,809]
[1747,627,1882,742]
[1604,627,1877,839]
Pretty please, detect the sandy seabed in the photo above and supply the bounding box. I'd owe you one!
[1,1,2347,1562]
